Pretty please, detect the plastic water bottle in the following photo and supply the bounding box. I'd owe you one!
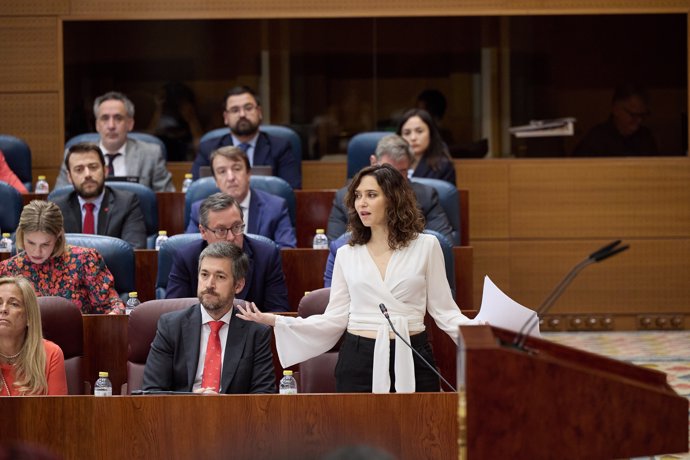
[94,371,112,396]
[312,229,328,249]
[125,291,140,315]
[35,175,49,194]
[0,233,12,254]
[279,370,298,394]
[155,230,168,250]
[181,173,193,193]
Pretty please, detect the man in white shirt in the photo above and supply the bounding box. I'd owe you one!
[142,241,276,394]
[56,91,174,192]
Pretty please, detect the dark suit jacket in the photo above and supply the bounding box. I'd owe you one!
[192,131,301,189]
[412,155,456,186]
[142,305,276,394]
[51,186,147,249]
[186,187,296,248]
[56,138,174,192]
[326,181,454,243]
[165,237,290,312]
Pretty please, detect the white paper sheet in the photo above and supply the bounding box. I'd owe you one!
[474,276,541,337]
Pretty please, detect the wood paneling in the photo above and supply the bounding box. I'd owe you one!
[0,93,62,172]
[456,160,510,240]
[510,158,690,239]
[1,393,457,460]
[302,160,346,189]
[0,18,60,92]
[1,1,68,15]
[64,0,688,19]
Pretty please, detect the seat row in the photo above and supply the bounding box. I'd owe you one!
[39,288,460,395]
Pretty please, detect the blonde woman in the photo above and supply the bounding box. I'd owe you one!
[0,276,67,396]
[0,200,124,314]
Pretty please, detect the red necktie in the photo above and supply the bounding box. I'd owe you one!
[201,321,224,392]
[83,202,95,234]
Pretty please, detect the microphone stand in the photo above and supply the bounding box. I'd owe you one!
[513,240,629,350]
[379,303,457,392]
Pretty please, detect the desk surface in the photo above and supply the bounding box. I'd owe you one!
[1,393,458,460]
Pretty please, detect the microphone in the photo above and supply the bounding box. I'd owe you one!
[513,240,629,349]
[378,303,457,392]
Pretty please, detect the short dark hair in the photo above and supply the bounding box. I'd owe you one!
[223,86,261,108]
[198,193,244,228]
[210,146,251,176]
[346,164,423,249]
[612,83,649,105]
[65,142,106,171]
[198,241,249,282]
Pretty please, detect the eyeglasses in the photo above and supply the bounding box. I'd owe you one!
[226,103,257,115]
[203,223,245,238]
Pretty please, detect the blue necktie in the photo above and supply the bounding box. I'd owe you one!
[238,143,250,153]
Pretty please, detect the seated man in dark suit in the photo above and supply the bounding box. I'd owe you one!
[186,146,296,248]
[56,91,175,192]
[191,85,301,189]
[327,134,453,242]
[142,241,276,394]
[51,142,147,249]
[167,193,289,312]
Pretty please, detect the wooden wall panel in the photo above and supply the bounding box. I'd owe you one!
[302,160,346,189]
[64,0,688,19]
[0,93,62,171]
[0,17,59,92]
[509,159,690,239]
[456,160,510,240]
[1,0,68,16]
[471,240,511,311]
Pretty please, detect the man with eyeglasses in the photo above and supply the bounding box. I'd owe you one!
[573,84,658,156]
[166,192,290,312]
[185,146,296,248]
[191,86,302,189]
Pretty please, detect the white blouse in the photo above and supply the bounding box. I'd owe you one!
[274,233,472,393]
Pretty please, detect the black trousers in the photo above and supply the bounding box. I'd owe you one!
[334,331,440,393]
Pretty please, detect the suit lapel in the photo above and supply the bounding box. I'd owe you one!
[181,306,202,390]
[220,309,247,393]
[125,139,141,180]
[65,193,84,231]
[252,133,269,165]
[98,187,113,234]
[247,190,262,234]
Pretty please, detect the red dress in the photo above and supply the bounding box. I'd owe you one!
[0,339,68,396]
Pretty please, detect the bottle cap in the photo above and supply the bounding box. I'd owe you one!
[283,370,293,376]
[159,230,167,236]
[316,229,325,234]
[185,173,193,178]
[129,292,138,297]
[2,233,9,238]
[98,371,109,378]
[38,175,46,180]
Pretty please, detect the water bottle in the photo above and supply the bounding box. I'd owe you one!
[155,230,168,250]
[312,229,328,249]
[94,371,112,397]
[279,370,298,395]
[125,291,140,315]
[0,233,12,254]
[181,173,193,193]
[35,175,49,194]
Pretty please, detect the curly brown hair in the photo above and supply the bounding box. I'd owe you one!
[345,164,423,249]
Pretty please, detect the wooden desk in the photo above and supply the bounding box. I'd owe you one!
[0,393,457,460]
[156,191,185,236]
[280,248,329,310]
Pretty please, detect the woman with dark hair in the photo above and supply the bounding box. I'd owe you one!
[0,201,124,314]
[0,276,67,396]
[238,164,473,393]
[397,108,456,185]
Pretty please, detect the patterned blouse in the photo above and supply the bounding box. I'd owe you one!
[0,245,125,314]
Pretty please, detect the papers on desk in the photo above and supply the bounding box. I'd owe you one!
[474,276,541,337]
[508,117,576,138]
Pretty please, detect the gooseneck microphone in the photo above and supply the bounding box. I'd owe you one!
[378,303,457,392]
[513,240,630,349]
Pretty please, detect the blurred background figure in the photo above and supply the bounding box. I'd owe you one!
[573,84,658,156]
[149,81,204,162]
[416,88,453,146]
[397,109,456,185]
[0,276,68,396]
